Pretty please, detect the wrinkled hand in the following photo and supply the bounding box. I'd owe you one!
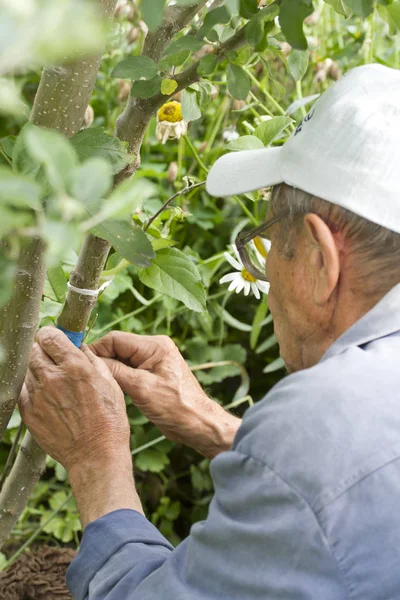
[19,327,131,475]
[90,331,241,458]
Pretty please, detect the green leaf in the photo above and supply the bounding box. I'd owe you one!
[240,0,258,19]
[254,116,293,146]
[136,449,170,472]
[111,56,158,80]
[287,93,320,116]
[12,125,41,179]
[250,296,269,349]
[279,0,314,50]
[346,0,374,17]
[70,127,132,175]
[151,237,177,251]
[42,220,83,267]
[226,0,240,14]
[227,64,251,100]
[387,1,400,30]
[83,178,157,228]
[288,49,309,81]
[69,157,113,213]
[0,249,16,309]
[198,54,218,76]
[0,166,42,210]
[376,3,397,32]
[161,78,178,95]
[158,49,191,70]
[138,247,206,313]
[140,0,166,31]
[164,36,204,57]
[196,6,231,38]
[256,333,278,354]
[323,0,351,16]
[41,297,62,319]
[130,75,162,99]
[219,306,252,331]
[225,135,265,151]
[47,265,67,303]
[246,15,264,46]
[24,126,78,192]
[263,356,285,373]
[181,89,202,121]
[93,220,155,268]
[0,78,28,117]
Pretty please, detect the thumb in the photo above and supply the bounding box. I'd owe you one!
[101,357,153,404]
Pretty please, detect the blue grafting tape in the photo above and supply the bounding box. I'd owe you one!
[56,325,85,348]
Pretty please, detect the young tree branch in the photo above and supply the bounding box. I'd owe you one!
[0,0,118,550]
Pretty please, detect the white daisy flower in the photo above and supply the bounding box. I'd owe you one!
[156,101,188,145]
[222,127,240,142]
[219,245,270,299]
[253,236,271,263]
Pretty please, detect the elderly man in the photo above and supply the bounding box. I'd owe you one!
[21,64,400,599]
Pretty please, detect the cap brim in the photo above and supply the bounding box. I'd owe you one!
[206,147,283,197]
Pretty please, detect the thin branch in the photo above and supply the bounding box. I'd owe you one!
[0,0,119,550]
[142,1,208,62]
[0,422,23,492]
[0,432,47,549]
[144,180,205,231]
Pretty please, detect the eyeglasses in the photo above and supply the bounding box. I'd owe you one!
[235,209,290,282]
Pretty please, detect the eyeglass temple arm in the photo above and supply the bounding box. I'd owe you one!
[235,212,288,249]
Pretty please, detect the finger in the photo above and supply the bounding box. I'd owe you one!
[80,344,116,382]
[18,382,30,415]
[90,331,174,368]
[36,326,87,367]
[101,357,153,399]
[29,342,55,380]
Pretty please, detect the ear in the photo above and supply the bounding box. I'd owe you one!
[303,214,340,305]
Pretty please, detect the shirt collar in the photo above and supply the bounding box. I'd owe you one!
[321,283,400,361]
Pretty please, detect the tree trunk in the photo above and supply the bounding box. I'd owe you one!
[0,0,118,549]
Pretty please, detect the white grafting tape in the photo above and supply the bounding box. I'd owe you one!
[67,279,112,297]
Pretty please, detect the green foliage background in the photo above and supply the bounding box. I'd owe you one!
[1,0,399,565]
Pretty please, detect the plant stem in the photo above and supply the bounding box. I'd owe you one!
[183,136,209,173]
[0,422,23,492]
[233,196,258,225]
[296,81,307,117]
[2,492,73,569]
[144,181,205,231]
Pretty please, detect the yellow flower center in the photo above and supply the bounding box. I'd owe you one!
[242,268,257,282]
[157,101,183,123]
[254,236,268,258]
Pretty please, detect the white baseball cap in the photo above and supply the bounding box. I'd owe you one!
[206,64,400,234]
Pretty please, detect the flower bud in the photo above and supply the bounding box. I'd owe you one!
[83,105,94,127]
[127,26,140,44]
[118,80,131,102]
[167,161,178,183]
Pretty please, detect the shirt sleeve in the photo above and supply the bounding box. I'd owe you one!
[67,450,348,600]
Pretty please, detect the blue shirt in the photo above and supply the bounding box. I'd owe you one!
[67,284,400,599]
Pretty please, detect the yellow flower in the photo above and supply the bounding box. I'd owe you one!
[156,101,188,144]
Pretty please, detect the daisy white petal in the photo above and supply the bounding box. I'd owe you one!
[244,281,250,296]
[235,279,245,295]
[257,281,270,294]
[220,273,237,284]
[229,278,239,292]
[251,282,260,299]
[232,244,243,265]
[224,251,242,271]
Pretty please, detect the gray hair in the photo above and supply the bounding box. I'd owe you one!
[270,183,400,295]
